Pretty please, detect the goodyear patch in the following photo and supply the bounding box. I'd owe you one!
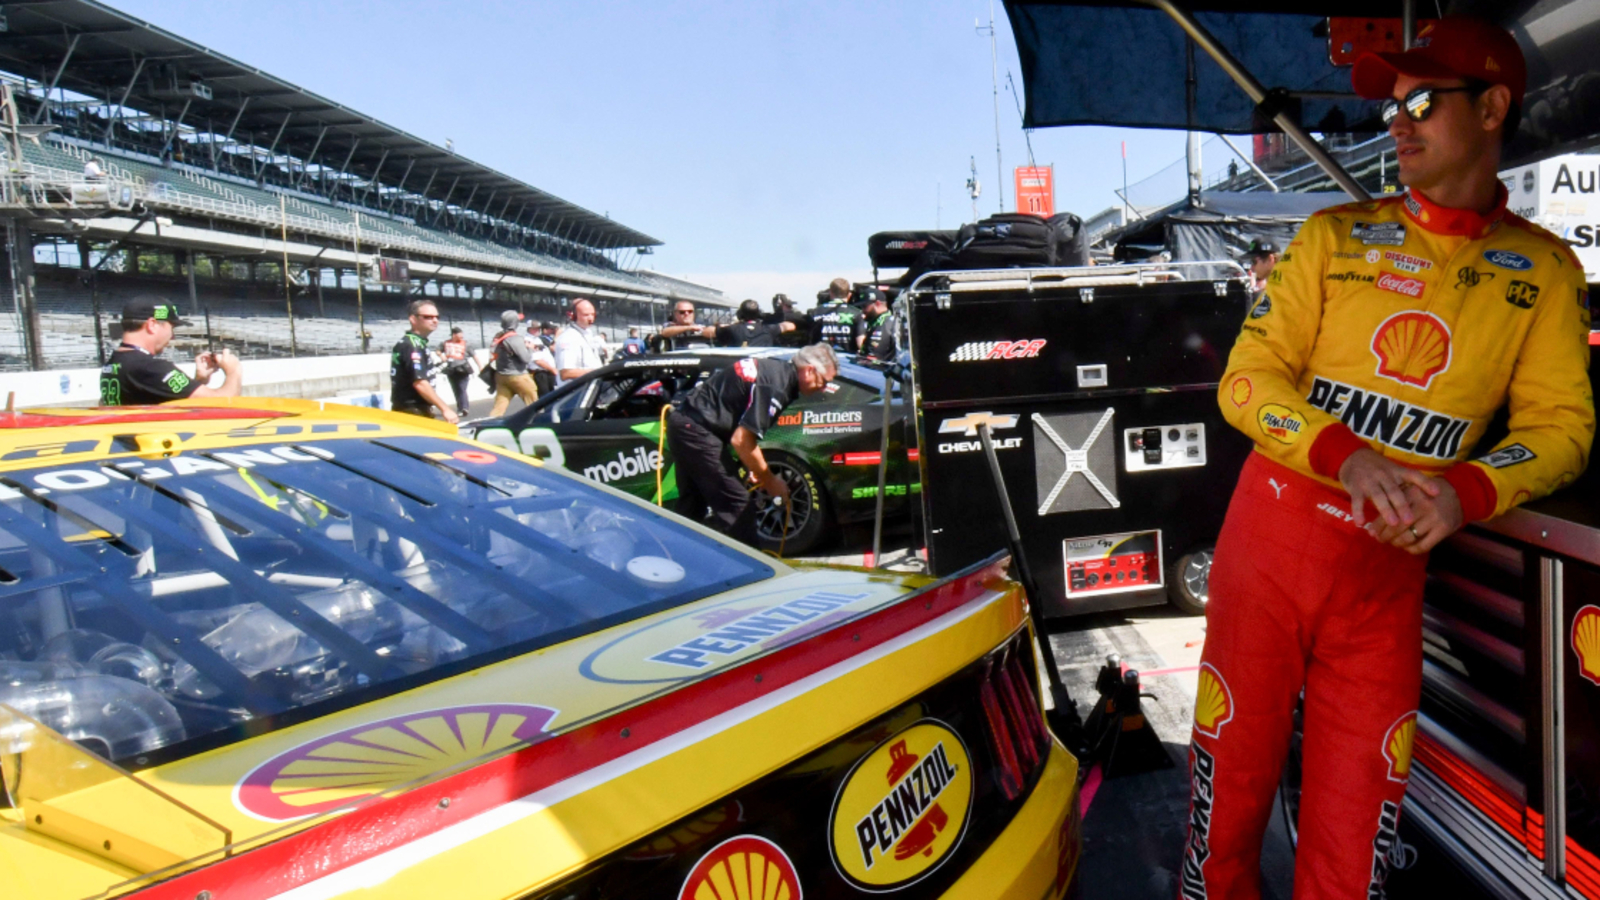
[1256,404,1306,445]
[830,720,973,891]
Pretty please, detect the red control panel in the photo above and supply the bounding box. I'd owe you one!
[1067,551,1159,595]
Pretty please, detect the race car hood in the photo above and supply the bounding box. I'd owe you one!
[0,400,1013,899]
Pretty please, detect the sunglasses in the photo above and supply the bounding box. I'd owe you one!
[1380,85,1481,126]
[674,309,695,316]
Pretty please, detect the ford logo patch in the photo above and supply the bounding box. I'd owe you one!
[1483,249,1533,271]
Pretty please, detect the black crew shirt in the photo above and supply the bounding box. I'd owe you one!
[808,302,864,352]
[713,321,784,348]
[865,310,894,359]
[99,344,200,405]
[389,331,434,411]
[677,357,799,441]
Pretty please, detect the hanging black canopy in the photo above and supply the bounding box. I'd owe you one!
[1004,1,1600,169]
[1106,190,1350,265]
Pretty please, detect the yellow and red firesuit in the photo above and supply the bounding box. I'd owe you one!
[1186,186,1593,900]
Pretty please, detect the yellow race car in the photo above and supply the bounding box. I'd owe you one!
[0,398,1080,900]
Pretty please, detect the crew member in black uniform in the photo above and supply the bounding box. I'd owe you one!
[100,296,242,405]
[658,300,713,350]
[712,300,797,347]
[859,286,895,359]
[389,300,458,423]
[666,343,839,546]
[808,277,864,353]
[765,294,810,347]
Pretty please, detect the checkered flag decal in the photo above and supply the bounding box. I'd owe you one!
[948,341,1001,362]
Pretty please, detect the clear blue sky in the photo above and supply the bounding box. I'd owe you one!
[115,0,1192,300]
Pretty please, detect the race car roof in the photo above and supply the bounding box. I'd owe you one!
[1004,1,1600,168]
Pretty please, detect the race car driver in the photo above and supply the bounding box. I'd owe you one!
[665,344,838,547]
[1187,17,1594,900]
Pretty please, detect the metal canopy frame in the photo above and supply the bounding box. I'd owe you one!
[0,0,661,251]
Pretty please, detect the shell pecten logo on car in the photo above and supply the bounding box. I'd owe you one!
[235,703,557,821]
[1572,605,1600,685]
[1382,711,1418,783]
[830,719,974,891]
[1370,310,1453,389]
[678,835,803,900]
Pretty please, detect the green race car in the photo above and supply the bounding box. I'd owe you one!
[470,349,918,554]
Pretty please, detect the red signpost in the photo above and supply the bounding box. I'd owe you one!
[1014,166,1054,218]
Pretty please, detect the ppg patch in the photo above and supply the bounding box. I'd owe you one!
[1505,280,1539,309]
[1479,444,1536,469]
[1351,221,1406,246]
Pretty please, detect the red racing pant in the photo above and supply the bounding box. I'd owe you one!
[1182,453,1426,900]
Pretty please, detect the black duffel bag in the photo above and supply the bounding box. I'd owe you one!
[1047,212,1088,266]
[949,213,1057,269]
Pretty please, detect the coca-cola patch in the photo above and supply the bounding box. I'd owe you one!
[1376,273,1425,298]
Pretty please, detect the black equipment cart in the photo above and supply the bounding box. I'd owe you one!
[907,262,1254,617]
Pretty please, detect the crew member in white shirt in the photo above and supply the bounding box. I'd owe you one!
[553,297,607,382]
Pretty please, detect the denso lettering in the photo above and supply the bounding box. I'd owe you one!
[1307,377,1471,461]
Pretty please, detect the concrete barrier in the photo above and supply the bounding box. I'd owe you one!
[0,350,497,410]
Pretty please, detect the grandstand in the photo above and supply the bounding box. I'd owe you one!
[0,0,727,372]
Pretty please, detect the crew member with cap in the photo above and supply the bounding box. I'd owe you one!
[526,321,559,397]
[712,300,796,347]
[100,296,242,405]
[1185,18,1593,900]
[666,344,839,546]
[859,286,894,359]
[553,297,607,381]
[808,278,865,353]
[488,310,538,417]
[765,294,810,347]
[1243,238,1280,295]
[390,300,457,423]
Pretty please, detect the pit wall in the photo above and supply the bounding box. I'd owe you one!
[0,351,496,411]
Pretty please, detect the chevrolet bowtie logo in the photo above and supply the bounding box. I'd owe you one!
[939,412,1020,437]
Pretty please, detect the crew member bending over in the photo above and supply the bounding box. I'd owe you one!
[665,344,838,547]
[1186,18,1593,900]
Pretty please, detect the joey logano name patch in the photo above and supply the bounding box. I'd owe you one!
[947,339,1047,362]
[830,720,974,891]
[1307,377,1472,461]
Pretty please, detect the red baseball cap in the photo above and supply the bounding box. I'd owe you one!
[1351,16,1526,102]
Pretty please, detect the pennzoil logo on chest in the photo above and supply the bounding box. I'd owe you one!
[830,719,974,891]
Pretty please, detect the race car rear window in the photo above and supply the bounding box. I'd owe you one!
[0,436,769,766]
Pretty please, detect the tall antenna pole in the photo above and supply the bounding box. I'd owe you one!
[966,156,981,224]
[1006,71,1035,169]
[977,1,1004,213]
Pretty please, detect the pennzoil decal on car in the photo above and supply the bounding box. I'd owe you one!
[678,835,803,900]
[234,703,558,821]
[578,584,883,684]
[829,719,974,892]
[1482,249,1534,271]
[946,339,1047,362]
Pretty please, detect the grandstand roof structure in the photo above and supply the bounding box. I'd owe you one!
[0,0,660,252]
